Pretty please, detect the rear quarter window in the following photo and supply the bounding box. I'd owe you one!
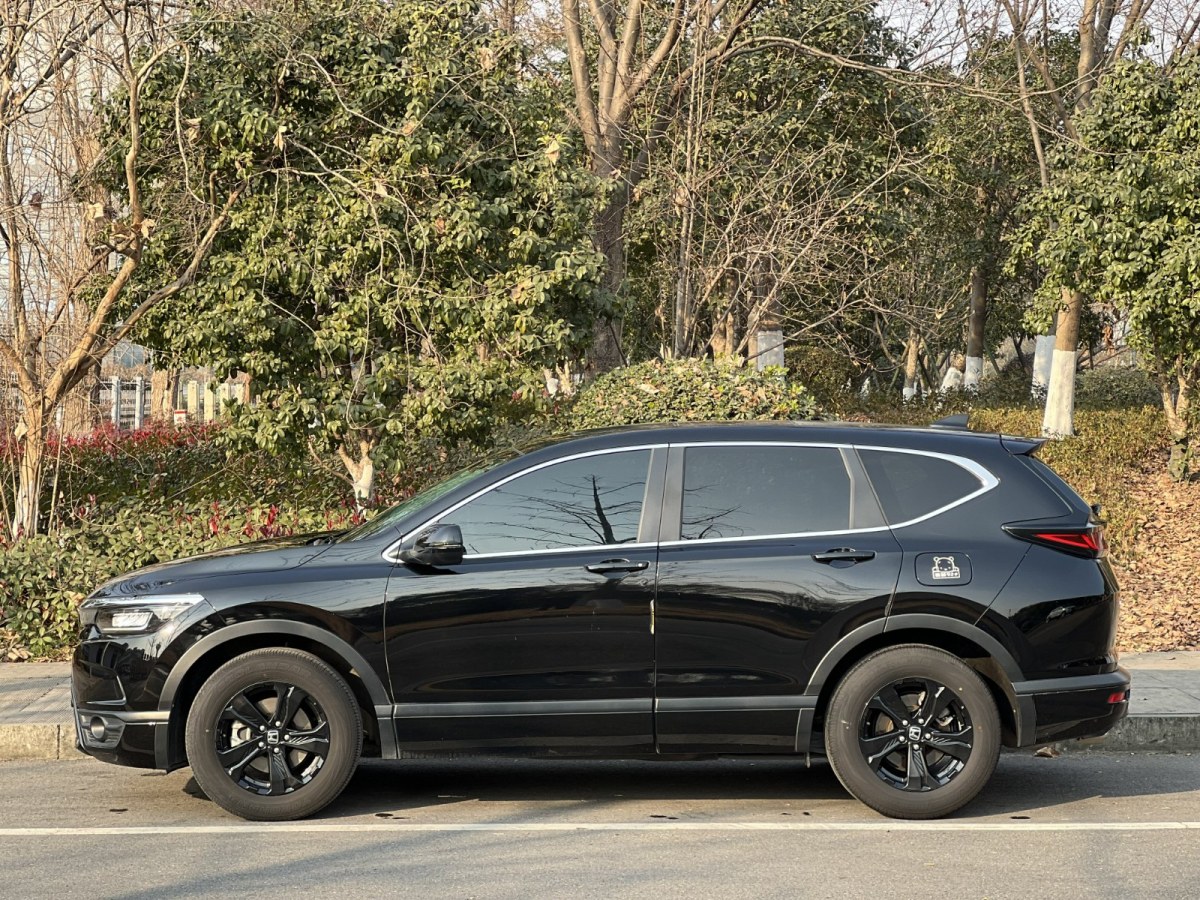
[858,449,985,525]
[1022,455,1091,514]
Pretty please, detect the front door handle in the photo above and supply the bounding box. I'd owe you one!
[811,548,876,564]
[586,558,651,575]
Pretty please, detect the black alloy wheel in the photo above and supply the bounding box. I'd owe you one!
[186,648,362,821]
[825,644,1000,819]
[216,681,331,796]
[858,676,974,792]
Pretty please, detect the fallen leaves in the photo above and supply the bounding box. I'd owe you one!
[1111,466,1200,653]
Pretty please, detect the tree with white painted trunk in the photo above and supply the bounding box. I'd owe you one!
[1012,54,1200,479]
[993,0,1200,435]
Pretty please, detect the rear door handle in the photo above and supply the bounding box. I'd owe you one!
[586,558,651,575]
[811,548,876,564]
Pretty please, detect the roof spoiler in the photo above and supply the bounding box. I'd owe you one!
[931,413,1046,455]
[931,413,969,430]
[1000,434,1048,455]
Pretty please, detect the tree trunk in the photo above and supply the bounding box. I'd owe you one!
[12,399,47,538]
[1159,368,1194,482]
[1031,334,1055,396]
[963,266,988,391]
[588,147,629,375]
[590,204,627,373]
[902,329,921,401]
[710,305,736,359]
[151,368,179,423]
[338,440,377,510]
[60,379,98,435]
[1042,288,1083,437]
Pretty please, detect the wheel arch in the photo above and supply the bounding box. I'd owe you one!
[155,620,394,770]
[804,615,1033,749]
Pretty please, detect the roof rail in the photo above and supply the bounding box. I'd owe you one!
[931,413,969,430]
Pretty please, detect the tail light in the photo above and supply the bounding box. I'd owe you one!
[1004,522,1107,558]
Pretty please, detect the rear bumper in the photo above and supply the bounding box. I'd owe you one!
[1014,667,1131,746]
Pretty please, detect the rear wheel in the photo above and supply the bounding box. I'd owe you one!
[824,644,1000,819]
[185,648,362,821]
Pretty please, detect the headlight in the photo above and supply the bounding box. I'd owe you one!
[79,594,207,636]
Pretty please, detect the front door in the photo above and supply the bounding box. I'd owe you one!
[653,442,903,753]
[385,446,665,754]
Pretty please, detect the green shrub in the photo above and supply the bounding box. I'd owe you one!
[568,359,819,430]
[42,422,348,518]
[0,500,352,658]
[785,345,860,404]
[1073,366,1160,409]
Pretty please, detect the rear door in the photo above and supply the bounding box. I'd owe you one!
[652,442,903,753]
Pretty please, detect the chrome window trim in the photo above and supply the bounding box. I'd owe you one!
[382,444,667,562]
[383,439,997,560]
[658,525,894,548]
[460,541,658,562]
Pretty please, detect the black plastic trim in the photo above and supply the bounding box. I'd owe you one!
[656,695,816,713]
[1013,669,1130,696]
[76,708,167,725]
[392,698,649,718]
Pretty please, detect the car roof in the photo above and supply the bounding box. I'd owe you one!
[517,419,1004,461]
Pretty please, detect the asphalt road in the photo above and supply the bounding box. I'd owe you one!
[2,751,1198,899]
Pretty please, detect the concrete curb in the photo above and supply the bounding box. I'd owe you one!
[0,723,86,762]
[3,717,1200,763]
[1080,715,1200,753]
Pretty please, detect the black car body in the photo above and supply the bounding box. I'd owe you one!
[73,420,1130,819]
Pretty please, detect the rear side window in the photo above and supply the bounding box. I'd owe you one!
[680,445,852,540]
[858,449,984,525]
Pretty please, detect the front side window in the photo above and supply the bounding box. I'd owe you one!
[680,445,852,540]
[442,450,651,556]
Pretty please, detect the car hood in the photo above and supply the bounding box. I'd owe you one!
[88,534,336,598]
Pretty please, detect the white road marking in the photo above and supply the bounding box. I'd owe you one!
[0,821,1199,837]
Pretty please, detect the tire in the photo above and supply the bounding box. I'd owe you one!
[824,644,1001,819]
[185,648,362,821]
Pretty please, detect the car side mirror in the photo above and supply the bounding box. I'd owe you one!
[399,524,465,568]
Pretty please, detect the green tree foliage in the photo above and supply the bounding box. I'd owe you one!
[568,359,818,429]
[1012,54,1200,478]
[119,0,605,503]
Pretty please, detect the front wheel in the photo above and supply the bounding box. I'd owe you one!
[185,648,363,821]
[824,644,1001,819]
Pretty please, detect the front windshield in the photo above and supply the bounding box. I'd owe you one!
[337,448,522,543]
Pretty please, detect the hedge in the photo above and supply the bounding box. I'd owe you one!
[569,359,820,429]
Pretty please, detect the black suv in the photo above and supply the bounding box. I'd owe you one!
[73,419,1129,820]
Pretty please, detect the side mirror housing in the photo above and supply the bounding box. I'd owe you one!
[399,524,465,567]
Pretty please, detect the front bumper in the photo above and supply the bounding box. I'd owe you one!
[73,706,166,768]
[1014,666,1131,746]
[72,633,175,769]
